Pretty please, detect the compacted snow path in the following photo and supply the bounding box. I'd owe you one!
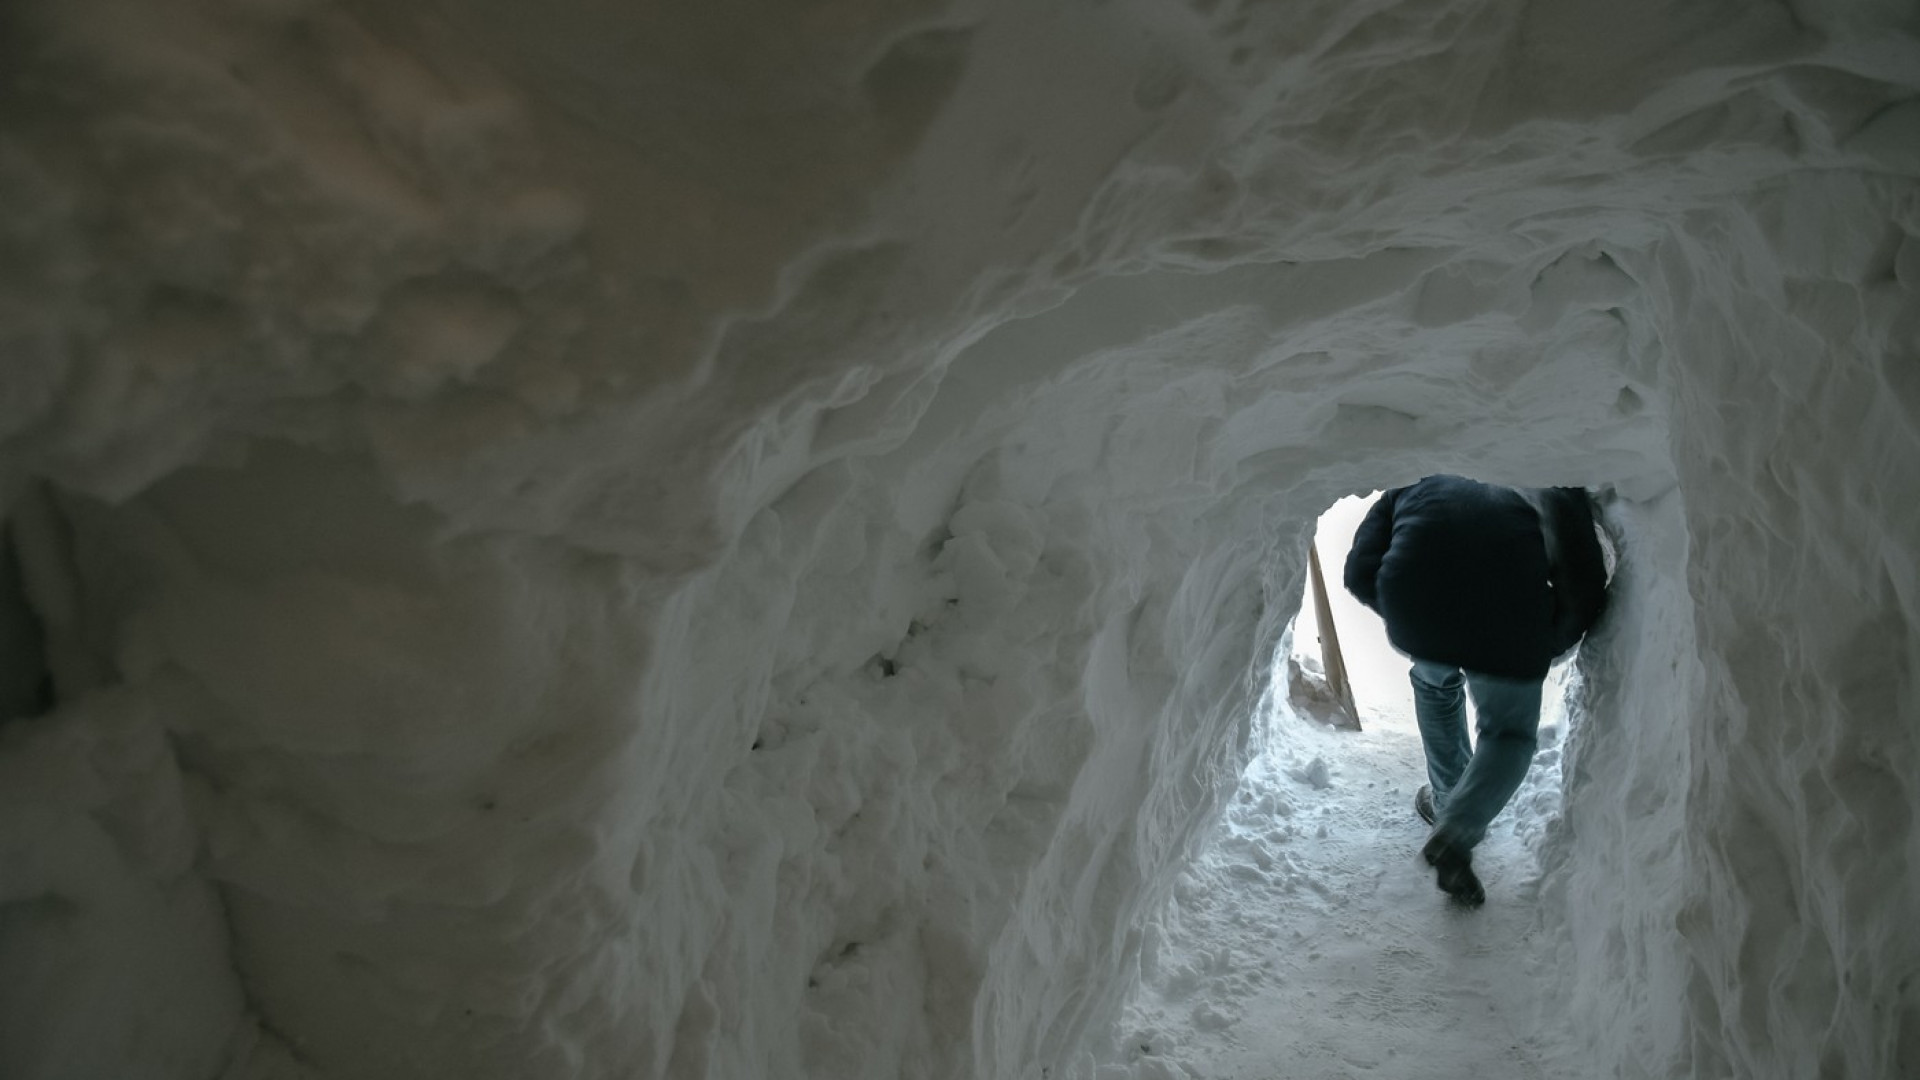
[1108,676,1577,1080]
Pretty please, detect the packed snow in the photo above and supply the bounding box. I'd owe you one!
[1102,650,1581,1080]
[1,1,1917,1079]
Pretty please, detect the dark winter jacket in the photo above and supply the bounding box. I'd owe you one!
[1342,475,1609,680]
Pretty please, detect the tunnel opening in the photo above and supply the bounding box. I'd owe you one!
[1085,474,1639,1077]
[1281,484,1611,738]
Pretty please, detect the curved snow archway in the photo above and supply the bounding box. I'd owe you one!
[1,3,1916,1080]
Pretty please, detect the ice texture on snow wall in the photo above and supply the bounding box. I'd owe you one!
[1,1,1916,1078]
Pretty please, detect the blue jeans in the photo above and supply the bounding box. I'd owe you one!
[1410,658,1543,850]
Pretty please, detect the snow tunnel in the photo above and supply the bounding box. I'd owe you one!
[0,2,1915,1079]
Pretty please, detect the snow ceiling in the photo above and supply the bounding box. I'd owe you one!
[1,1,1916,1078]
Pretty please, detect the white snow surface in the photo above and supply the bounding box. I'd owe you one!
[1102,656,1581,1080]
[1,1,1917,1078]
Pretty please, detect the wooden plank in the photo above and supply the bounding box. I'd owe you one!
[1307,539,1361,730]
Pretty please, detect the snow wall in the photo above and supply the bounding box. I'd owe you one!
[1,1,1915,1078]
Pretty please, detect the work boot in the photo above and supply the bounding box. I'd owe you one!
[1414,785,1436,826]
[1421,833,1485,907]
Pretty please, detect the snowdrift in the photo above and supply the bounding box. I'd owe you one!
[1,1,1915,1077]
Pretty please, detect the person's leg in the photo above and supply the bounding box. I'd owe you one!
[1430,670,1545,850]
[1409,659,1471,810]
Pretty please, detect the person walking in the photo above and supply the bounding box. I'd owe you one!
[1342,475,1609,906]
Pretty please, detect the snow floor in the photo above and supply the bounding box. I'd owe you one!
[1109,667,1577,1080]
